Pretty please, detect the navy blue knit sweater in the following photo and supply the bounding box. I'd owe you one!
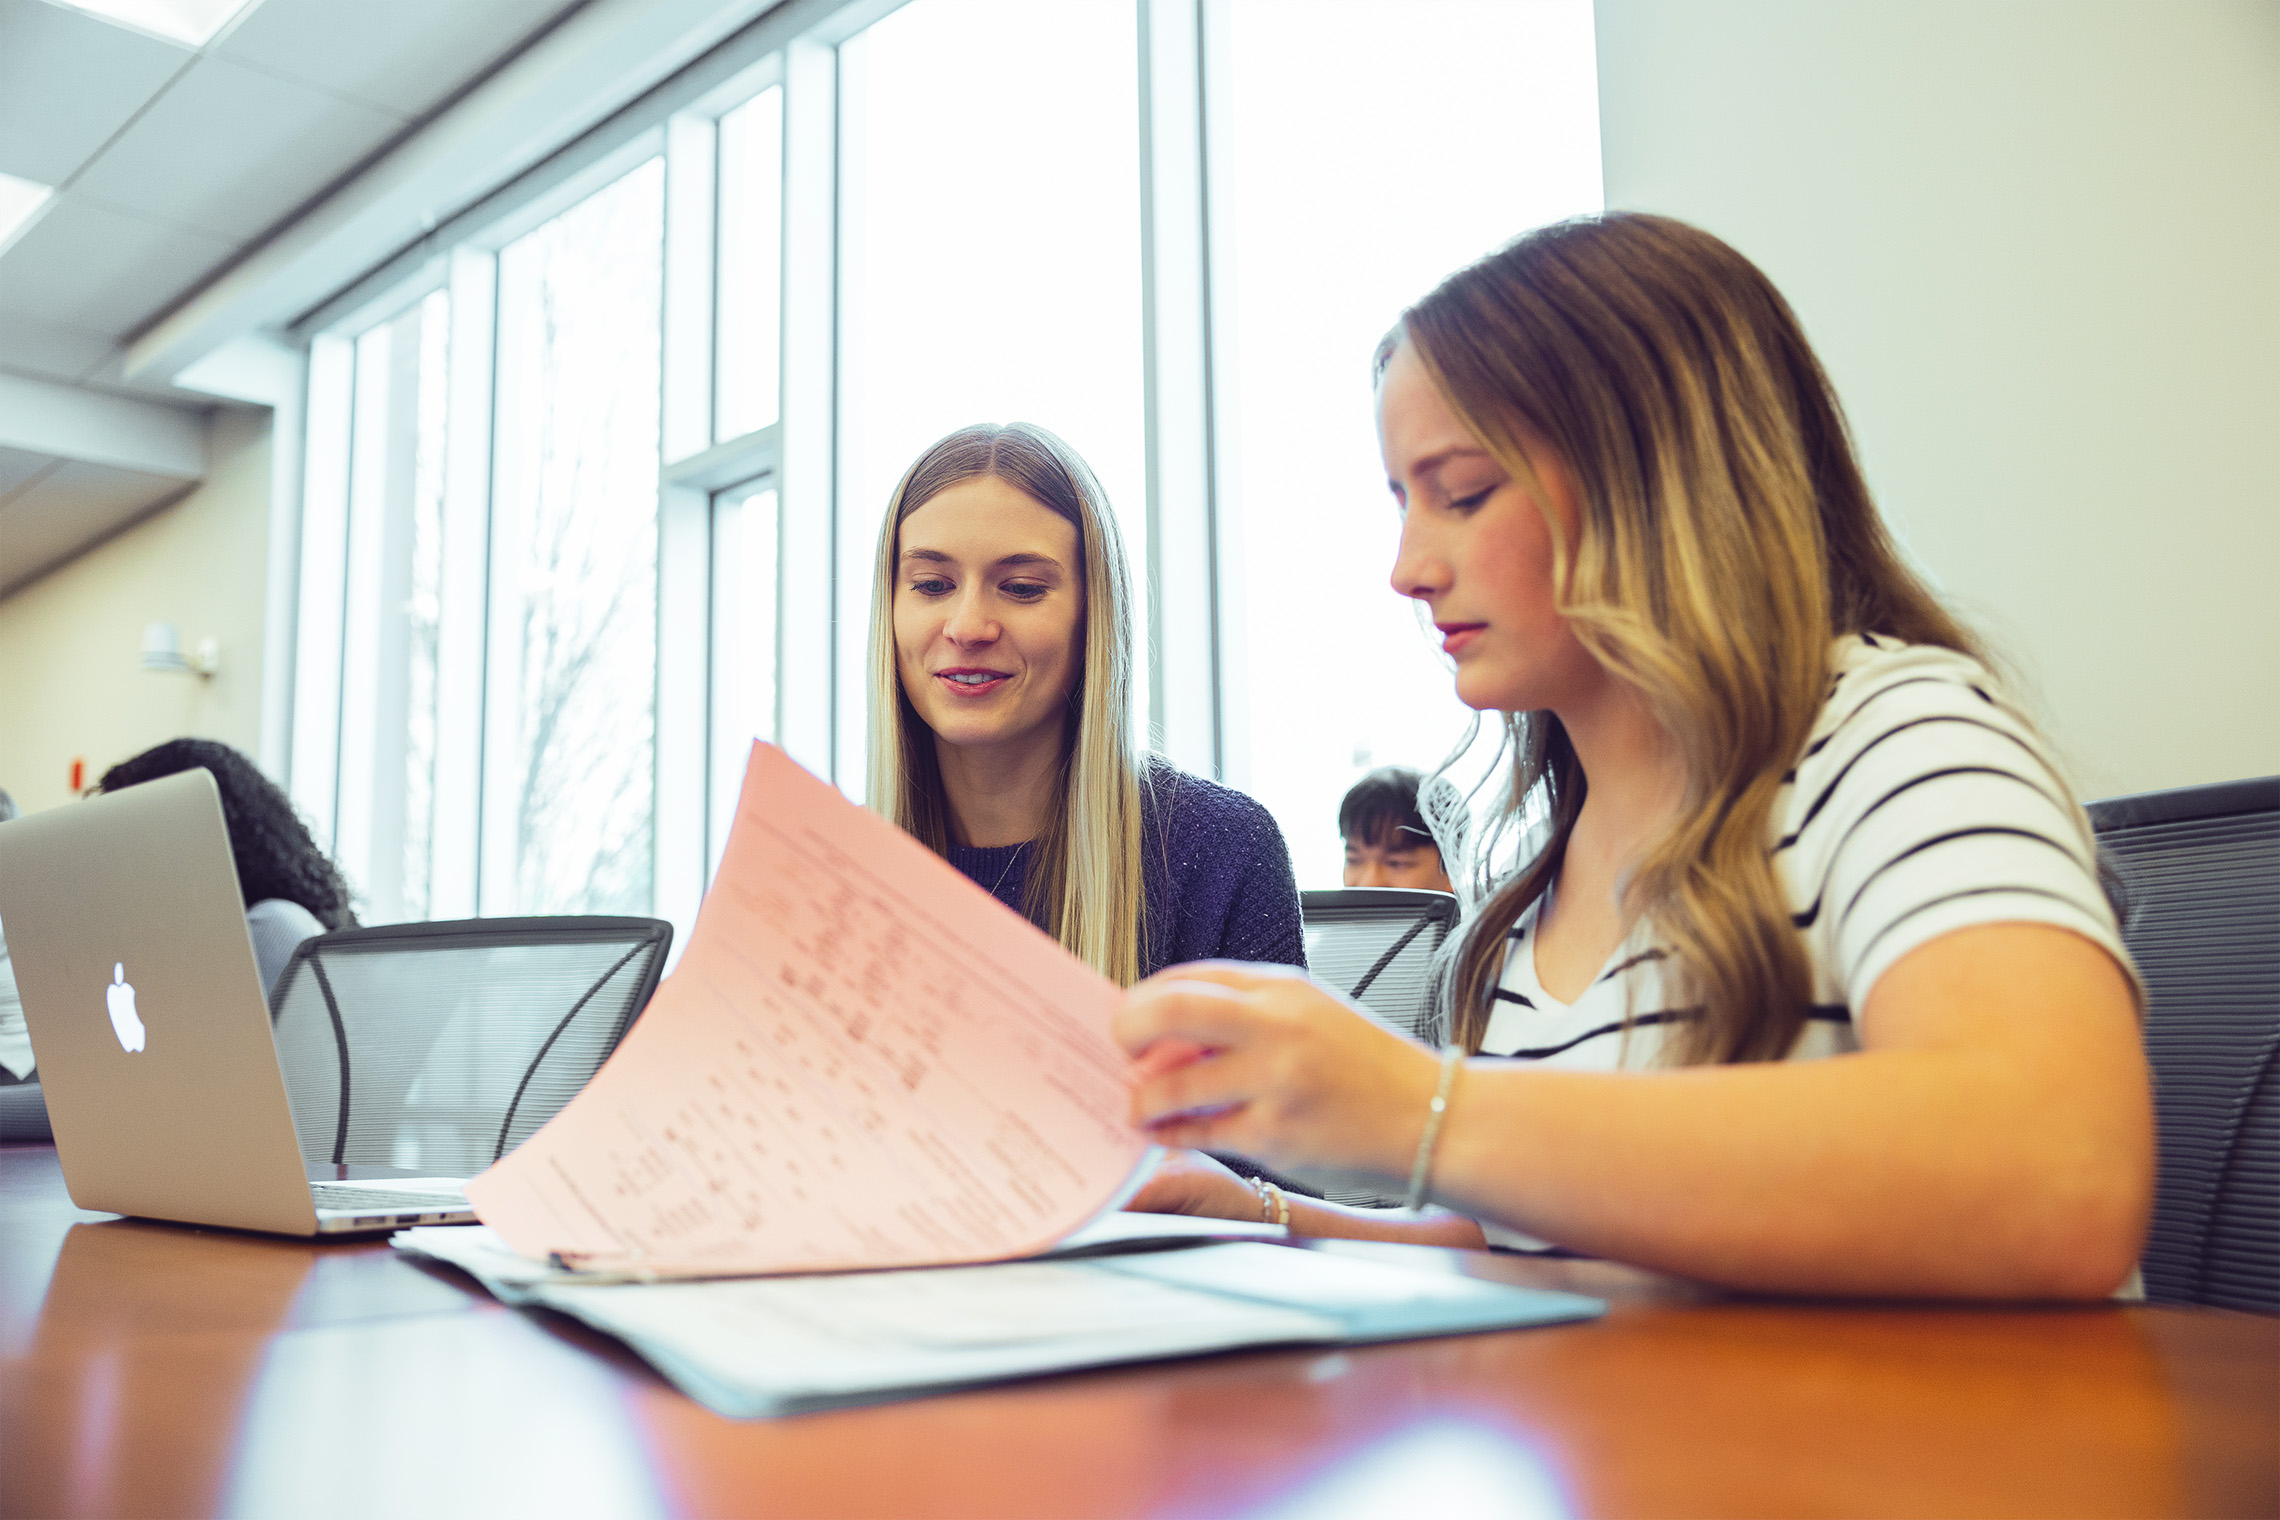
[943,764,1306,979]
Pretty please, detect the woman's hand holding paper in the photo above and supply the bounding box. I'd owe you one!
[1114,962,1441,1182]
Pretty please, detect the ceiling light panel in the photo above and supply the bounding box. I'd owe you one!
[0,172,55,256]
[49,0,258,49]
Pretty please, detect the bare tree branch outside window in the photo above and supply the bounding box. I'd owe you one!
[494,161,664,915]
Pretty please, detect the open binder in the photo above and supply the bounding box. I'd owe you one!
[395,1223,1606,1418]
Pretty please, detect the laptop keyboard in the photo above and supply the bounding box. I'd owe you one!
[310,1183,470,1214]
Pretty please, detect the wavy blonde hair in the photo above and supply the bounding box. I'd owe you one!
[866,423,1149,986]
[1395,213,1983,1063]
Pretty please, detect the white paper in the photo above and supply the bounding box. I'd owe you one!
[535,1254,1339,1415]
[465,745,1153,1274]
[391,1211,1285,1298]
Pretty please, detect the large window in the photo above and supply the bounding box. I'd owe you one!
[332,290,449,925]
[1212,0,1604,886]
[708,478,778,878]
[297,0,1599,937]
[714,87,783,443]
[836,0,1147,776]
[484,159,666,916]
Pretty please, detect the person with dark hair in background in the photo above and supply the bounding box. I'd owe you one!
[1339,767,1455,894]
[97,739,358,995]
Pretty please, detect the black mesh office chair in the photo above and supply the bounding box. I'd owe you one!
[268,916,671,1174]
[0,1072,47,1142]
[2089,776,2279,1314]
[1299,888,1462,1206]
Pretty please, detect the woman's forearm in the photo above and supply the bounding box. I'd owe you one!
[1428,1044,2148,1297]
[1120,929,2153,1298]
[1279,1195,1487,1248]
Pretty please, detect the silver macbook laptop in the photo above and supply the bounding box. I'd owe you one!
[0,769,476,1234]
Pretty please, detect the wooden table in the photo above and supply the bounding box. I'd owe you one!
[2,1143,2272,1519]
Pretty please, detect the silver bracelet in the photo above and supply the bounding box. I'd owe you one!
[1404,1044,1465,1212]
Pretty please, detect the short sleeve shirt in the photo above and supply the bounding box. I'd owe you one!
[1481,635,2132,1070]
[1474,636,2135,1261]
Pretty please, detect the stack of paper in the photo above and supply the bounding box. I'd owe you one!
[394,1227,1605,1418]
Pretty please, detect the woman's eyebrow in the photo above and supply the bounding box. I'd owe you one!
[1408,444,1497,479]
[901,548,1065,573]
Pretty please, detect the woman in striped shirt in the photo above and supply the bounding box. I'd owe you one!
[1120,213,2152,1298]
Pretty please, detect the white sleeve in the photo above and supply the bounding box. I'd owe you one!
[246,898,328,1001]
[1781,648,2133,1013]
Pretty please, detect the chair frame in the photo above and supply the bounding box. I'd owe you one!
[268,915,672,1167]
[1300,888,1461,1008]
[2088,775,2279,1312]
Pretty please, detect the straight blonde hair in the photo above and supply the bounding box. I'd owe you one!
[866,423,1150,986]
[1394,214,1985,1064]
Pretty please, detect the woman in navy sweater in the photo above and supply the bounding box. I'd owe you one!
[864,422,1303,984]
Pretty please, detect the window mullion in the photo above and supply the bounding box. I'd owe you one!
[291,334,355,853]
[656,110,721,942]
[778,35,839,787]
[1139,0,1221,779]
[431,248,497,921]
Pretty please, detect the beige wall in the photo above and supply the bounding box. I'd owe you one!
[0,407,272,816]
[1595,0,2280,797]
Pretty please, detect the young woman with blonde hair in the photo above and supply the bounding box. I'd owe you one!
[869,422,1303,987]
[1120,214,2153,1298]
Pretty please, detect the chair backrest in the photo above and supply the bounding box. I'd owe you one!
[2089,776,2279,1314]
[1302,888,1462,1042]
[267,916,671,1174]
[1300,888,1461,1207]
[0,1076,48,1143]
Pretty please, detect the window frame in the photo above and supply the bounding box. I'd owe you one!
[291,0,1597,936]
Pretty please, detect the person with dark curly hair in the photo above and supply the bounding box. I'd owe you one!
[97,739,360,995]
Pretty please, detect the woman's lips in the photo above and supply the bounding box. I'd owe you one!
[1438,624,1486,656]
[936,669,1011,698]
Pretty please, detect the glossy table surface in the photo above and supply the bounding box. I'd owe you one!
[2,1142,2274,1520]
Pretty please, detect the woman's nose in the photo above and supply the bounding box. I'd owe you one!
[942,590,997,645]
[1390,513,1447,603]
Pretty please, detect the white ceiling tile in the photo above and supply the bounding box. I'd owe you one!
[69,53,408,243]
[0,308,120,381]
[0,0,189,185]
[216,0,580,118]
[0,443,58,500]
[0,193,237,335]
[0,457,189,596]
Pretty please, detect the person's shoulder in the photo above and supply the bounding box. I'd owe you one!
[1823,632,2004,708]
[1135,759,1304,973]
[246,898,328,937]
[1787,639,2121,1013]
[1781,631,2075,852]
[1140,759,1288,844]
[1801,633,2033,765]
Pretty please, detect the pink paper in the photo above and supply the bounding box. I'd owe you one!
[465,743,1152,1275]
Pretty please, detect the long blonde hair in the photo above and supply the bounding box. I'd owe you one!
[1397,213,1983,1063]
[866,423,1149,986]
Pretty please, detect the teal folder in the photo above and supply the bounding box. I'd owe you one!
[402,1232,1605,1418]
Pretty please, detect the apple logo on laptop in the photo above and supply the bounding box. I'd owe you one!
[106,964,146,1053]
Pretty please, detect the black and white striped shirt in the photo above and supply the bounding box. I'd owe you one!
[1480,635,2130,1071]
